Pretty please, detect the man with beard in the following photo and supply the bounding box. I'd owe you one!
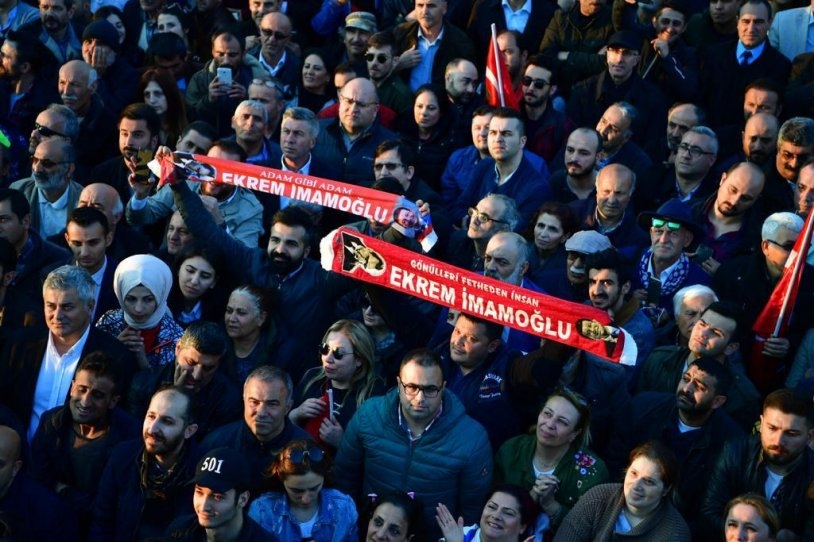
[200,366,308,491]
[127,138,263,248]
[572,164,650,261]
[367,31,412,116]
[167,164,357,383]
[762,117,814,214]
[187,29,254,137]
[444,58,480,146]
[608,357,742,522]
[165,447,277,541]
[644,102,706,166]
[593,102,654,198]
[691,161,766,272]
[90,103,162,208]
[89,387,200,541]
[684,0,739,56]
[24,0,81,64]
[793,159,814,219]
[653,126,719,208]
[57,60,118,174]
[718,112,779,170]
[550,127,601,203]
[520,54,575,164]
[700,388,814,540]
[636,301,761,430]
[10,138,83,238]
[30,352,140,530]
[127,322,241,442]
[585,247,654,369]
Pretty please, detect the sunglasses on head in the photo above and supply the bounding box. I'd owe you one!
[287,447,325,464]
[365,53,389,64]
[319,343,354,360]
[651,218,682,231]
[522,76,549,90]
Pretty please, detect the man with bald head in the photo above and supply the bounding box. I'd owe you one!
[11,138,83,238]
[692,162,767,275]
[58,60,119,172]
[313,77,395,186]
[0,425,79,540]
[252,12,299,93]
[77,183,150,259]
[742,112,779,167]
[794,159,814,219]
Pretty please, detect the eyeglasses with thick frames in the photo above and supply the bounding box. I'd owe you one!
[398,379,442,398]
[33,122,66,138]
[260,29,289,40]
[677,142,715,158]
[338,95,378,109]
[319,343,355,360]
[287,447,325,464]
[373,162,403,172]
[522,76,549,89]
[365,53,389,64]
[468,207,508,225]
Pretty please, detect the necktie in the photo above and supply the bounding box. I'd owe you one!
[741,50,753,66]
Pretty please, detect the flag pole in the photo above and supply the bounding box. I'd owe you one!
[490,24,506,107]
[773,206,814,335]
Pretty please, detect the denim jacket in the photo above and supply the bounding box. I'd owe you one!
[248,488,358,542]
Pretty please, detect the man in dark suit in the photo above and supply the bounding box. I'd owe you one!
[393,0,476,91]
[700,0,792,128]
[0,265,135,442]
[467,0,556,66]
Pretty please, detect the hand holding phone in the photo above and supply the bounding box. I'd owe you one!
[216,67,232,86]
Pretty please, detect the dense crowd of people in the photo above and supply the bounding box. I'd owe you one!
[0,0,812,538]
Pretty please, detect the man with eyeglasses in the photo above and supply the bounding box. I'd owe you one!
[699,0,791,129]
[520,54,575,164]
[252,12,299,95]
[11,138,83,239]
[313,77,395,187]
[127,321,242,444]
[367,31,412,116]
[689,162,766,273]
[335,348,492,540]
[654,126,719,208]
[568,31,668,149]
[636,300,760,431]
[762,117,814,215]
[713,212,814,390]
[201,366,308,492]
[631,199,710,317]
[22,104,77,182]
[442,193,518,271]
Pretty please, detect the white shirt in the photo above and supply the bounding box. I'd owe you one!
[280,155,312,209]
[38,186,71,239]
[28,324,91,441]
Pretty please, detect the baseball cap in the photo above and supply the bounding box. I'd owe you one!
[345,12,377,34]
[565,230,613,254]
[606,30,642,51]
[194,448,251,493]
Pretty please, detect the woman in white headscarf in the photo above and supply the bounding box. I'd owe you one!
[96,254,184,369]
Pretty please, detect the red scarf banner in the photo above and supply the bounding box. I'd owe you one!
[320,227,629,363]
[150,151,438,250]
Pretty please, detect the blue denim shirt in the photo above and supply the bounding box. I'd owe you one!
[248,488,359,542]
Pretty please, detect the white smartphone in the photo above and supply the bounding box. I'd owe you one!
[216,67,232,86]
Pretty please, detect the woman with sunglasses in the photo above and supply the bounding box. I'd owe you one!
[96,254,184,370]
[553,441,690,542]
[494,388,608,537]
[289,320,384,450]
[436,484,536,542]
[363,491,424,542]
[249,439,359,541]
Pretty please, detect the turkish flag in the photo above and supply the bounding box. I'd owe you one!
[485,24,520,110]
